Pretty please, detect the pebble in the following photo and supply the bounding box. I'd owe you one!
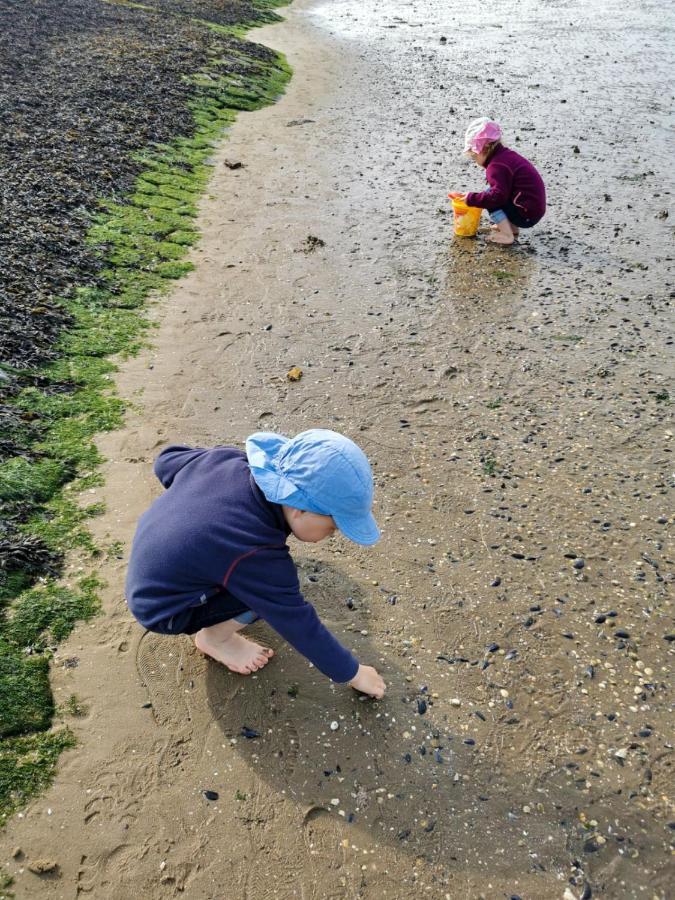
[241,726,260,739]
[203,790,219,801]
[614,630,630,639]
[450,698,461,707]
[573,558,585,569]
[487,642,499,653]
[490,577,501,587]
[330,720,339,731]
[417,698,428,715]
[27,859,59,875]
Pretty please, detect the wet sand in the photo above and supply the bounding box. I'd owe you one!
[1,0,673,897]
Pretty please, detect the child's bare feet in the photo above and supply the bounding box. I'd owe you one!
[487,218,515,245]
[194,620,274,674]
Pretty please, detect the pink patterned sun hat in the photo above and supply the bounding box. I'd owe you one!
[463,118,503,154]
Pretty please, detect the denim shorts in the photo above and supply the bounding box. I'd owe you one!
[490,202,541,229]
[150,590,259,636]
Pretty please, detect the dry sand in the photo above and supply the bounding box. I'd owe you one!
[1,0,673,897]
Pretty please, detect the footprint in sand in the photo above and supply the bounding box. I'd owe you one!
[135,630,201,729]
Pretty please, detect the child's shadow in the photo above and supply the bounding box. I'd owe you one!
[201,558,576,895]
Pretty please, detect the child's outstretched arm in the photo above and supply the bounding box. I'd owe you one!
[228,548,387,698]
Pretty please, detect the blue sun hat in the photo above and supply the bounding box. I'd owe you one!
[245,429,380,546]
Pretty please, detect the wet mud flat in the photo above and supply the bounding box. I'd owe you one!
[0,0,673,897]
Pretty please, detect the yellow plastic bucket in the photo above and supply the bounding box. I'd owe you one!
[452,198,482,237]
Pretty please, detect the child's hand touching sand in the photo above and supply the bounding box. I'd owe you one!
[350,664,386,699]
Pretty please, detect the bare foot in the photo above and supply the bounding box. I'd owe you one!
[194,629,274,674]
[487,231,515,245]
[487,218,515,245]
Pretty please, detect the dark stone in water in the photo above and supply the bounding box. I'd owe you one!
[583,839,601,853]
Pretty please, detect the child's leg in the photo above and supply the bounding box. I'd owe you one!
[194,611,274,675]
[487,209,515,245]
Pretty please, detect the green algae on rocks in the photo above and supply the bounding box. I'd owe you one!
[0,0,290,824]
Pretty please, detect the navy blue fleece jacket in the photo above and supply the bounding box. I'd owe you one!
[125,445,359,683]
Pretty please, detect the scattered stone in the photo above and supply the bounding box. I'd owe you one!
[203,790,219,801]
[490,577,501,587]
[573,558,585,569]
[28,859,59,875]
[487,642,499,653]
[241,726,260,739]
[224,159,243,169]
[583,839,601,853]
[417,698,427,715]
[330,720,339,731]
[286,366,303,382]
[614,630,630,639]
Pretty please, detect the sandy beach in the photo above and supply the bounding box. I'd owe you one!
[0,0,673,897]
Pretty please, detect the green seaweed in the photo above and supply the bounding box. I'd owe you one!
[0,1,291,825]
[0,730,75,827]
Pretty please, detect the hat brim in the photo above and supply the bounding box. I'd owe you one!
[333,509,381,546]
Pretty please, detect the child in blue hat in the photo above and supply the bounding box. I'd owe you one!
[125,429,386,699]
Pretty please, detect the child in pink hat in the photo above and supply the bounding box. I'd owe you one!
[450,118,546,245]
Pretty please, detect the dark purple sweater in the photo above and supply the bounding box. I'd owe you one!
[125,446,359,683]
[466,145,546,221]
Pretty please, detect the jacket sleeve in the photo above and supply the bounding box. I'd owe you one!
[153,445,206,488]
[226,547,360,683]
[466,162,514,211]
